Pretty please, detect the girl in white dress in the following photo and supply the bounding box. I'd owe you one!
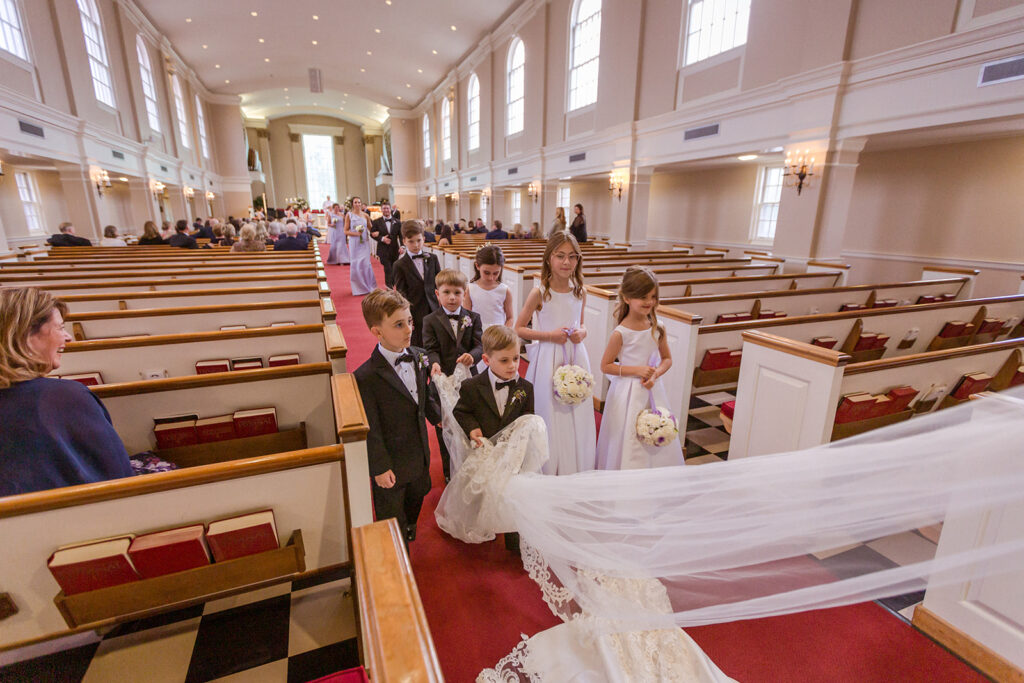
[596,266,684,470]
[515,232,597,475]
[465,244,514,372]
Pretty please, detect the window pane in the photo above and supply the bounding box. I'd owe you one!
[195,95,210,158]
[0,0,28,60]
[137,36,161,133]
[507,39,525,135]
[15,172,43,233]
[441,99,451,161]
[684,0,749,66]
[468,74,480,151]
[172,75,190,149]
[423,115,431,167]
[77,0,115,107]
[302,134,337,208]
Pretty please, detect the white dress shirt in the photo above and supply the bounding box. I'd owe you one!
[407,250,425,279]
[488,368,516,414]
[441,306,463,336]
[378,344,418,401]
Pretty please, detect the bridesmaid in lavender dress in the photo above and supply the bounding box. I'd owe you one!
[326,203,350,265]
[345,197,377,296]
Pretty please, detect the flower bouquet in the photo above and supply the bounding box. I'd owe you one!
[636,390,679,447]
[552,337,593,406]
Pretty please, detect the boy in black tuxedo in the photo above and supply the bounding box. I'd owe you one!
[392,220,441,347]
[424,268,483,482]
[453,325,533,551]
[354,288,441,543]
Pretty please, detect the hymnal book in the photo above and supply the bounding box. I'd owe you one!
[873,299,898,308]
[206,509,279,562]
[938,321,968,338]
[976,318,1005,334]
[195,359,231,375]
[719,400,736,420]
[839,303,865,312]
[63,372,103,386]
[230,357,264,371]
[873,334,890,350]
[154,418,199,449]
[886,386,919,413]
[952,372,992,400]
[757,310,787,319]
[233,407,278,437]
[153,412,199,426]
[270,321,296,327]
[268,353,300,367]
[47,536,139,595]
[1010,366,1024,388]
[853,333,879,352]
[699,348,742,371]
[195,415,238,443]
[835,392,878,423]
[811,336,838,349]
[127,524,211,579]
[939,293,956,301]
[221,325,247,331]
[716,312,751,324]
[917,295,938,304]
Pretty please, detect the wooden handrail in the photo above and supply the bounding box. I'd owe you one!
[332,374,370,442]
[921,265,980,276]
[38,274,318,291]
[656,305,703,325]
[598,271,843,290]
[844,336,1024,375]
[324,323,348,359]
[91,362,332,398]
[742,330,852,367]
[65,323,324,352]
[806,260,851,269]
[64,299,319,321]
[57,284,319,303]
[0,266,316,281]
[352,519,444,683]
[654,277,967,305]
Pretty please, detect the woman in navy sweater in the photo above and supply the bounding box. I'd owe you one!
[0,288,132,497]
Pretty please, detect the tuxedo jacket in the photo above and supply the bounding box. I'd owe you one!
[354,346,441,485]
[47,233,92,247]
[422,308,483,376]
[167,233,198,249]
[273,236,308,251]
[454,372,534,439]
[371,215,402,262]
[393,252,441,317]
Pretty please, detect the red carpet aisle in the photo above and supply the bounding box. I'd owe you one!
[325,262,987,683]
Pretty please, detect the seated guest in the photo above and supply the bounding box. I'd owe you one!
[471,219,488,234]
[221,224,237,247]
[167,219,198,248]
[273,223,309,250]
[138,220,166,245]
[529,221,542,239]
[424,228,437,243]
[254,222,271,245]
[458,219,468,233]
[159,220,175,240]
[46,222,92,247]
[486,220,509,240]
[437,224,454,246]
[210,224,225,245]
[231,223,267,252]
[0,289,133,497]
[305,222,321,238]
[511,223,525,240]
[99,225,127,246]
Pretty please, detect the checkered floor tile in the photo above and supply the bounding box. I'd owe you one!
[1,571,359,683]
[683,392,734,464]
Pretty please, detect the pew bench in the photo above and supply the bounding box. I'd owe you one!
[37,273,327,295]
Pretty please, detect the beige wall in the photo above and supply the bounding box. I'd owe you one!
[646,165,759,245]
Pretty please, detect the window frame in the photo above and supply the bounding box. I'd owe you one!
[171,74,191,150]
[194,94,210,159]
[301,133,338,210]
[136,35,161,135]
[557,186,571,214]
[422,114,431,169]
[681,0,751,68]
[506,38,525,137]
[14,171,44,234]
[441,97,452,161]
[76,0,115,108]
[567,0,601,112]
[749,165,783,243]
[511,190,521,226]
[0,0,29,63]
[467,73,480,151]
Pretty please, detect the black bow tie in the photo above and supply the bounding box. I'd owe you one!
[447,313,462,320]
[394,353,415,366]
[411,254,426,260]
[496,379,517,391]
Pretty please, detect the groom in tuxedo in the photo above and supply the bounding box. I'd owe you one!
[371,201,402,288]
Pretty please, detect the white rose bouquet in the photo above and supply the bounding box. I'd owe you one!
[552,335,593,406]
[636,406,679,447]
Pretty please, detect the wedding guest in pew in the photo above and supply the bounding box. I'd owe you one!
[274,223,310,251]
[137,220,166,245]
[159,220,174,240]
[0,289,132,496]
[99,225,127,247]
[230,224,267,252]
[168,220,198,249]
[46,222,92,247]
[220,224,238,247]
[486,220,509,240]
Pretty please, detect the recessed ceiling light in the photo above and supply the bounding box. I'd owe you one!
[386,0,391,4]
[432,49,438,54]
[264,57,270,62]
[375,28,381,33]
[312,14,319,20]
[224,79,230,84]
[258,38,265,43]
[311,40,318,45]
[340,107,344,110]
[215,64,221,68]
[737,154,758,161]
[185,17,192,22]
[450,25,457,31]
[406,83,411,88]
[397,96,402,100]
[250,11,258,17]
[284,95,289,99]
[366,50,372,55]
[202,44,208,49]
[284,87,288,91]
[417,68,423,73]
[360,68,365,72]
[343,92,348,96]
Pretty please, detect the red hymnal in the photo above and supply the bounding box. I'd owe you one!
[195,359,231,375]
[873,299,898,308]
[952,372,992,400]
[976,318,1005,334]
[699,348,742,371]
[268,353,300,367]
[886,386,919,413]
[938,321,968,338]
[917,295,938,304]
[206,510,279,562]
[1010,366,1024,388]
[835,392,877,423]
[720,400,736,420]
[63,372,103,386]
[195,415,238,443]
[839,303,865,312]
[233,407,278,437]
[230,357,264,371]
[128,524,211,579]
[154,415,199,449]
[872,334,890,350]
[48,536,139,595]
[939,293,957,301]
[853,333,879,351]
[716,312,751,324]
[811,336,838,349]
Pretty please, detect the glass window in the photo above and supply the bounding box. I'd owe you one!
[422,115,431,168]
[441,98,452,161]
[506,38,525,136]
[568,0,601,111]
[195,94,210,159]
[136,35,160,133]
[511,191,521,226]
[302,134,337,209]
[751,166,783,241]
[0,0,28,61]
[172,74,190,149]
[14,172,43,233]
[76,0,115,107]
[467,73,480,151]
[684,0,751,66]
[557,186,571,214]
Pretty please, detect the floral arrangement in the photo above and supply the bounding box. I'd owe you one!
[461,315,473,329]
[553,364,593,406]
[635,407,679,447]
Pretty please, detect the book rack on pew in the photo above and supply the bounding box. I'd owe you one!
[53,531,306,628]
[155,423,308,468]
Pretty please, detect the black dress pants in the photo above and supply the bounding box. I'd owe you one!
[372,470,431,534]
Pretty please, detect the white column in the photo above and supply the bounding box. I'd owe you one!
[208,101,254,215]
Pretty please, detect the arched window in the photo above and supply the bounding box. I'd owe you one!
[0,0,29,61]
[422,114,431,168]
[194,94,210,159]
[568,0,601,111]
[506,38,525,136]
[76,0,114,107]
[441,98,452,161]
[171,74,191,150]
[136,35,160,134]
[467,73,480,151]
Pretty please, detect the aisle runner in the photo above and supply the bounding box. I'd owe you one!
[325,262,987,683]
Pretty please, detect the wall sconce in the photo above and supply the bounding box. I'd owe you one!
[783,149,815,195]
[481,188,490,205]
[150,180,165,197]
[183,186,195,199]
[206,190,215,200]
[608,171,624,200]
[451,192,460,204]
[527,182,539,202]
[428,195,436,204]
[93,168,112,196]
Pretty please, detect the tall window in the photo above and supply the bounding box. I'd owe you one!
[171,74,190,149]
[194,94,210,159]
[568,0,601,111]
[136,36,160,134]
[422,115,431,168]
[511,191,521,226]
[506,38,525,136]
[557,186,571,213]
[0,0,28,61]
[14,172,43,233]
[684,0,751,66]
[751,166,783,241]
[302,134,337,208]
[77,0,114,107]
[441,98,452,161]
[467,74,480,151]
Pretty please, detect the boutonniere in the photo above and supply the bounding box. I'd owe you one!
[417,352,430,370]
[509,388,527,407]
[461,314,472,329]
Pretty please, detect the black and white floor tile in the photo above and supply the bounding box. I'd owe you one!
[684,391,734,464]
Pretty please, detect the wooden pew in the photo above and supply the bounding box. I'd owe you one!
[33,273,327,295]
[0,256,318,271]
[728,331,1024,459]
[0,264,325,287]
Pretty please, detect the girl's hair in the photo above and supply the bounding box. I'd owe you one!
[614,266,663,340]
[142,221,160,239]
[0,288,69,388]
[103,225,118,238]
[472,243,505,282]
[540,231,584,301]
[554,206,566,225]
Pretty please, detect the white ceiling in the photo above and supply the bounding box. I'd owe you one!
[134,0,518,127]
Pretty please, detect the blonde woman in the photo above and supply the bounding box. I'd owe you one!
[550,206,567,237]
[231,224,267,252]
[0,288,132,496]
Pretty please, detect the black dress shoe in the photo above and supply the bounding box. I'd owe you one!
[405,524,417,542]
